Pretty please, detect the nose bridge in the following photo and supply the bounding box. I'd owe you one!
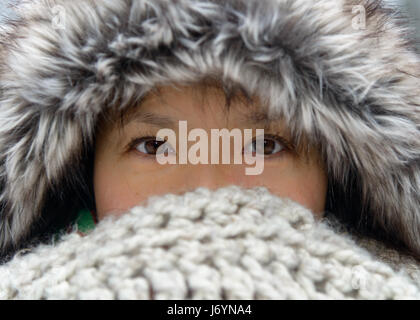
[183,163,240,191]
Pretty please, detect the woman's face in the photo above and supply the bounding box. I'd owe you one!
[94,84,328,220]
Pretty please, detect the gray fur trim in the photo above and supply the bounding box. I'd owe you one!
[0,0,419,257]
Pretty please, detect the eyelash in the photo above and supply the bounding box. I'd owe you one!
[246,134,293,158]
[125,135,160,157]
[125,132,295,158]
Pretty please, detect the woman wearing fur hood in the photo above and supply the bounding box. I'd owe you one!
[0,0,419,299]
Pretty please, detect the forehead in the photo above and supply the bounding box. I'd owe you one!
[116,83,281,128]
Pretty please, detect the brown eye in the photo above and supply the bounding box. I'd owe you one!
[136,137,174,155]
[244,135,285,155]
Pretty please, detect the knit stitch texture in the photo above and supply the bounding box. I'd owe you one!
[1,186,419,300]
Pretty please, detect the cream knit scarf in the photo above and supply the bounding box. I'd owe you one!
[1,186,420,299]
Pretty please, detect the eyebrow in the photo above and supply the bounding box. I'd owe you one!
[124,109,285,131]
[126,111,177,129]
[239,110,286,129]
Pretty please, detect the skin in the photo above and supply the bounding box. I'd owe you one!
[94,84,328,220]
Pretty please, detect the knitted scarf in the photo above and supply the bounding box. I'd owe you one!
[1,186,419,300]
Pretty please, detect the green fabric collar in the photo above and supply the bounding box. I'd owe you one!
[53,209,96,242]
[75,209,96,233]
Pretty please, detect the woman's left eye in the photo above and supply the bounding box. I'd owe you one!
[243,135,285,156]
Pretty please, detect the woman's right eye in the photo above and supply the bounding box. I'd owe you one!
[135,137,175,156]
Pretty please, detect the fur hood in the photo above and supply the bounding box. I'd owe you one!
[0,0,419,260]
